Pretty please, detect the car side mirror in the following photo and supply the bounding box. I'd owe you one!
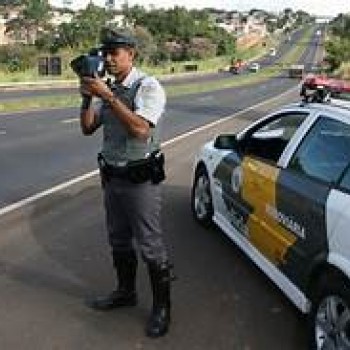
[214,134,240,150]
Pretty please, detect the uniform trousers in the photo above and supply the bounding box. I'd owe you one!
[103,176,168,264]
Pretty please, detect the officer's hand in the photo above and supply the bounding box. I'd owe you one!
[79,79,93,97]
[82,74,113,100]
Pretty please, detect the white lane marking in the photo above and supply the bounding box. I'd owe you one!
[62,118,79,124]
[0,171,99,217]
[197,96,214,102]
[0,130,6,135]
[0,84,299,217]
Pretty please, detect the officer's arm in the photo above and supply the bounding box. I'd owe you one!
[80,105,101,135]
[79,80,101,135]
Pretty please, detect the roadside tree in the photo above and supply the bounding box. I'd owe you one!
[5,0,52,45]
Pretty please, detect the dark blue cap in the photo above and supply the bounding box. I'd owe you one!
[101,32,137,50]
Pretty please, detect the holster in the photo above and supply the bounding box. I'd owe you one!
[149,151,166,184]
[97,153,111,187]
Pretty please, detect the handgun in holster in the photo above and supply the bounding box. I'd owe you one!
[97,152,110,187]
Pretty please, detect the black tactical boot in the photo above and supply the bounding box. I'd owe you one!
[87,251,138,310]
[145,261,171,338]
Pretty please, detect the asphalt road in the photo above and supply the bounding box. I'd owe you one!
[0,28,323,350]
[0,89,307,350]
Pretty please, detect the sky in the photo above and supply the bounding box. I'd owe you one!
[49,0,350,17]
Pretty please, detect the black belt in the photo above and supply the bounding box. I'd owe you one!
[112,159,150,178]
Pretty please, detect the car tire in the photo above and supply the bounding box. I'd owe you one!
[308,273,350,349]
[191,166,213,227]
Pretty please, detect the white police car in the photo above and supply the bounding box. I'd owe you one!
[191,81,350,349]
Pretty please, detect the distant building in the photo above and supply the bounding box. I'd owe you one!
[105,0,115,10]
[216,12,243,34]
[62,0,73,6]
[0,8,26,45]
[0,4,125,46]
[50,9,74,26]
[49,0,121,11]
[243,15,267,37]
[208,8,267,38]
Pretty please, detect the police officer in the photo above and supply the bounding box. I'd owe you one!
[79,29,171,338]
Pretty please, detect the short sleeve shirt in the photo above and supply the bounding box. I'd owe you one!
[94,67,166,126]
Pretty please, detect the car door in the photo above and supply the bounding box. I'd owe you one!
[275,115,350,292]
[212,111,307,258]
[239,112,308,265]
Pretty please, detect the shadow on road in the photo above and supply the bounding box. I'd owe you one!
[0,178,308,349]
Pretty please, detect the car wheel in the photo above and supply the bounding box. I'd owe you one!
[191,166,213,227]
[308,274,350,349]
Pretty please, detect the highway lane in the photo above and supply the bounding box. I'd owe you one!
[0,28,323,208]
[0,88,308,350]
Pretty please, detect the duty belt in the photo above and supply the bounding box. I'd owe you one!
[97,151,165,184]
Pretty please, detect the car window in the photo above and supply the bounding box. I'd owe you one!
[288,116,350,184]
[244,112,307,163]
[253,114,305,140]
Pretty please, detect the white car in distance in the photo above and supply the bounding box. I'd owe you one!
[249,62,260,72]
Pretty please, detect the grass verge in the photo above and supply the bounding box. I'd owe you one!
[0,29,312,113]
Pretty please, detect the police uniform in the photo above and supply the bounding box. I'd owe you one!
[85,32,172,338]
[96,67,168,263]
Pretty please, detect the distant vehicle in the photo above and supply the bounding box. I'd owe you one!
[229,59,246,74]
[248,62,260,72]
[288,64,304,79]
[316,30,322,36]
[269,48,276,56]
